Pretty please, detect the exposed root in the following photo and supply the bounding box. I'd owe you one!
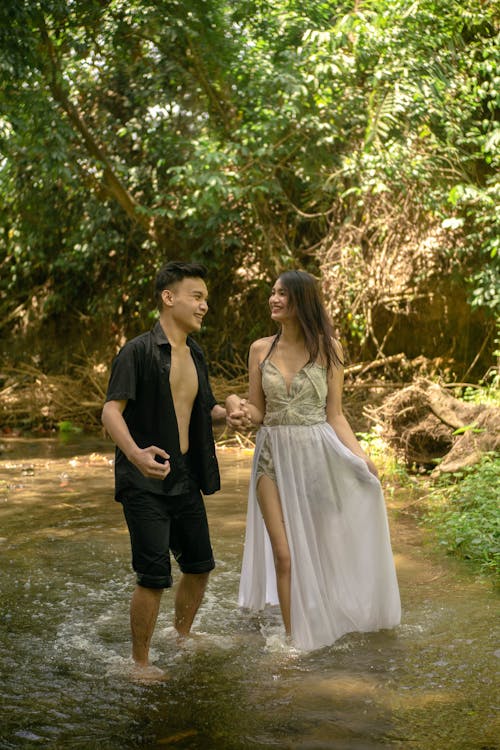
[369,377,499,471]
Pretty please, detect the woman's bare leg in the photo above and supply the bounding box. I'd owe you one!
[257,475,291,636]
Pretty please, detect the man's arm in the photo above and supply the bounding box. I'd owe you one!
[102,400,171,479]
[211,404,226,422]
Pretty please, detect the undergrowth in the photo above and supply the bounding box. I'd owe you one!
[422,454,500,581]
[360,426,499,582]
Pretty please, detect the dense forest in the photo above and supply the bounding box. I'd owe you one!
[0,0,498,378]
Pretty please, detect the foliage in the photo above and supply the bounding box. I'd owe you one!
[315,0,499,362]
[0,0,498,371]
[458,373,500,407]
[423,455,500,579]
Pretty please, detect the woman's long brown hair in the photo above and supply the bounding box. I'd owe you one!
[267,270,343,371]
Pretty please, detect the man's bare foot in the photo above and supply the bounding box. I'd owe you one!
[130,663,168,683]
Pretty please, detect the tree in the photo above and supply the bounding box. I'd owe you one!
[0,0,497,376]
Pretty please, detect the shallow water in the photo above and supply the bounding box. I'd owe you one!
[0,436,498,749]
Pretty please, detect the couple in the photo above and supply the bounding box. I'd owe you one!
[102,261,400,680]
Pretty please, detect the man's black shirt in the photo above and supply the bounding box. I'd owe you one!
[105,321,220,500]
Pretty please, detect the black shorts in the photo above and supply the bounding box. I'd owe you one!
[121,487,215,589]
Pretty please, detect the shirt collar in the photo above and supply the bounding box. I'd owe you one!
[152,319,170,347]
[151,320,200,356]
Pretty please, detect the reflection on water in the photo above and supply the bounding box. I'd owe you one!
[0,436,498,749]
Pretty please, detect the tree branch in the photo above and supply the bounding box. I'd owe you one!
[37,13,155,239]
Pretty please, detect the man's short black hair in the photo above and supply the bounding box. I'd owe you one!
[155,261,207,310]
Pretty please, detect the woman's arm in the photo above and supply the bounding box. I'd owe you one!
[245,339,267,425]
[225,338,269,427]
[325,345,379,478]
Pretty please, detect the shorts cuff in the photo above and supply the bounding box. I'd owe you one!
[179,557,215,575]
[136,572,173,589]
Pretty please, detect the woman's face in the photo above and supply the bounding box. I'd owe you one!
[269,278,293,321]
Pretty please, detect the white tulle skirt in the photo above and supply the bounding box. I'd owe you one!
[238,422,401,651]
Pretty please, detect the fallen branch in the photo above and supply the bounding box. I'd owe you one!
[345,353,407,376]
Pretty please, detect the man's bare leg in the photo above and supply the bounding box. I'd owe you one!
[174,572,210,638]
[130,585,166,680]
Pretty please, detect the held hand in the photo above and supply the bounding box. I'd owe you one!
[225,394,242,413]
[226,398,252,430]
[129,445,171,479]
[240,399,252,423]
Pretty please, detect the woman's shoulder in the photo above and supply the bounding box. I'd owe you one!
[250,335,277,354]
[249,336,277,367]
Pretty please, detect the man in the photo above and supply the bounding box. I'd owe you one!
[102,261,242,681]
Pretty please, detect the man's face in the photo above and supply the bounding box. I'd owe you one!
[162,277,209,333]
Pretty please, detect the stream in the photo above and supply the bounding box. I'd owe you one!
[0,436,498,749]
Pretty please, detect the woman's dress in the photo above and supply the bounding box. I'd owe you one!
[238,359,401,651]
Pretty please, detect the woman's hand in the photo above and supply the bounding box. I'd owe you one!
[364,456,379,478]
[225,395,252,430]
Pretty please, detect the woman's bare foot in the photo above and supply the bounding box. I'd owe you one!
[130,663,168,683]
[176,631,207,649]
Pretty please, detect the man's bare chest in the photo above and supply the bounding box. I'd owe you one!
[169,350,199,405]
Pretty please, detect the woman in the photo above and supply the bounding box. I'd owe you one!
[227,270,401,651]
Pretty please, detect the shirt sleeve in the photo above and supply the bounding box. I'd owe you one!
[206,375,217,411]
[105,341,140,403]
[199,349,217,410]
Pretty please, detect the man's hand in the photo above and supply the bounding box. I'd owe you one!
[129,445,171,479]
